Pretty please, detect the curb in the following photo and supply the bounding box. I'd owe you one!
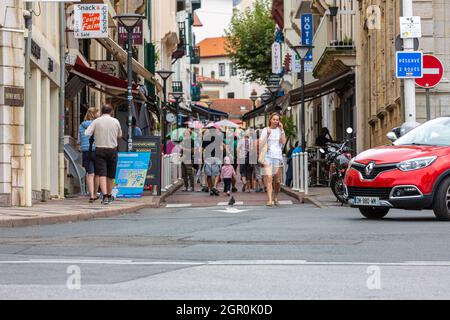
[280,186,329,209]
[0,180,184,228]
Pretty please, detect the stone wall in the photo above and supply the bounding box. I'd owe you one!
[0,1,25,206]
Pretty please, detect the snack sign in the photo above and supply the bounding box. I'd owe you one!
[74,4,108,39]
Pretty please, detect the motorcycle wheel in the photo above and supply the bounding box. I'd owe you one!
[330,173,346,204]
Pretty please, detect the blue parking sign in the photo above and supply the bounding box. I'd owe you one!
[396,51,423,78]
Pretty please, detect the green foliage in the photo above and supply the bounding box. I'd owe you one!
[225,0,276,84]
[281,115,297,148]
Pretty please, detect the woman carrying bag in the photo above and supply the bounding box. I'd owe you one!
[259,112,287,206]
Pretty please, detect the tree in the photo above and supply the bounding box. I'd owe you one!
[281,115,297,151]
[225,0,276,84]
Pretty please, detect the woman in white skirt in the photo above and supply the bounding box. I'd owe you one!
[259,112,287,206]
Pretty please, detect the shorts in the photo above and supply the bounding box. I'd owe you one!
[239,164,254,181]
[263,156,284,176]
[82,151,95,175]
[204,157,221,177]
[94,147,118,179]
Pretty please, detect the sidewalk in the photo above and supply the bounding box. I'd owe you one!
[281,186,344,208]
[0,180,183,228]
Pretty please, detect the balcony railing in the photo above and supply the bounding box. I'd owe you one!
[313,0,356,72]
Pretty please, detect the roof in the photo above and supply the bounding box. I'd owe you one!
[203,99,254,118]
[197,37,229,58]
[193,12,203,27]
[197,75,228,85]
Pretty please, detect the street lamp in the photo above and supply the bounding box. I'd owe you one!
[113,13,145,152]
[156,70,174,153]
[291,44,313,152]
[260,91,272,127]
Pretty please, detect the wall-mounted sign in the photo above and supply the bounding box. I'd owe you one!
[118,20,143,46]
[74,4,108,39]
[3,87,24,107]
[272,42,282,74]
[96,61,120,77]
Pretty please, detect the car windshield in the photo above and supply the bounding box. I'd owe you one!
[394,118,450,147]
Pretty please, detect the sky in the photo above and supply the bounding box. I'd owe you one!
[194,0,234,42]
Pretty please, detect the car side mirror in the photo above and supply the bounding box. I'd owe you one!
[386,132,397,142]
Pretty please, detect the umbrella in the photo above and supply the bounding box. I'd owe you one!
[169,128,199,142]
[185,120,204,129]
[214,119,240,128]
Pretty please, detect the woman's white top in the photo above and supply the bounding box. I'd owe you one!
[261,127,283,160]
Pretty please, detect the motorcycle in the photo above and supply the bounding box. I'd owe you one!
[320,127,354,204]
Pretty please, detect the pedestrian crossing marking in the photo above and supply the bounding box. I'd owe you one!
[166,204,192,208]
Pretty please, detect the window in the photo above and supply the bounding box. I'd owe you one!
[219,63,226,76]
[211,71,215,79]
[194,67,199,75]
[230,63,237,76]
[227,92,235,99]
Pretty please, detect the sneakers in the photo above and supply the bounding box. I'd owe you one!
[101,195,114,205]
[212,188,220,196]
[227,191,231,196]
[232,187,238,193]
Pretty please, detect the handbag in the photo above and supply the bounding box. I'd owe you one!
[258,129,268,165]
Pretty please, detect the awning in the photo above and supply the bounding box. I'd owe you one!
[290,69,354,105]
[192,103,228,117]
[96,37,162,92]
[242,95,286,120]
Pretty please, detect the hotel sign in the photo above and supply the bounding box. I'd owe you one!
[3,87,24,107]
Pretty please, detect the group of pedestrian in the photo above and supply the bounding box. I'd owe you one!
[175,112,288,207]
[79,104,123,205]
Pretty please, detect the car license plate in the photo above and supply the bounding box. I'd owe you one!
[354,196,380,206]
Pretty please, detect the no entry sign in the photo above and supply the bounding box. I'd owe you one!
[415,54,444,88]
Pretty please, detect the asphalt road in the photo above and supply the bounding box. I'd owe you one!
[1,203,450,299]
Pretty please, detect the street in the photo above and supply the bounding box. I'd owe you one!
[1,200,450,300]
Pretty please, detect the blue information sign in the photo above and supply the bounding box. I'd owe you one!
[114,152,151,198]
[301,14,313,62]
[396,51,423,78]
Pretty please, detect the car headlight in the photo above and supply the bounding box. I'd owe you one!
[397,156,437,172]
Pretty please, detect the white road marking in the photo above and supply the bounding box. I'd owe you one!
[278,200,293,205]
[217,202,244,206]
[1,259,450,267]
[166,204,192,208]
[215,207,252,213]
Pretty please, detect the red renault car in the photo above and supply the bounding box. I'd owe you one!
[344,117,450,221]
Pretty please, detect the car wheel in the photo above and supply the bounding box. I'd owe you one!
[359,207,389,220]
[432,177,450,221]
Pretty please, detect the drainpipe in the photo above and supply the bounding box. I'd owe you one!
[59,2,66,199]
[24,2,32,207]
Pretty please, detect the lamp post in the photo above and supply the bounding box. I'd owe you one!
[266,82,281,127]
[260,91,272,127]
[291,44,313,152]
[113,13,145,152]
[250,90,258,128]
[156,70,174,153]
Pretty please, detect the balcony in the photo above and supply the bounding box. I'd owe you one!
[312,3,356,78]
[190,46,200,64]
[172,22,187,62]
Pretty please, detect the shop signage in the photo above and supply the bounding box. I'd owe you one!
[96,61,120,77]
[74,4,108,39]
[3,87,24,107]
[118,20,143,46]
[272,42,282,74]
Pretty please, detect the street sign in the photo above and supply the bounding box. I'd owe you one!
[415,54,444,88]
[301,14,313,61]
[396,51,423,78]
[400,16,422,39]
[395,35,419,51]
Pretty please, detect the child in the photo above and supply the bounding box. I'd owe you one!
[221,156,236,196]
